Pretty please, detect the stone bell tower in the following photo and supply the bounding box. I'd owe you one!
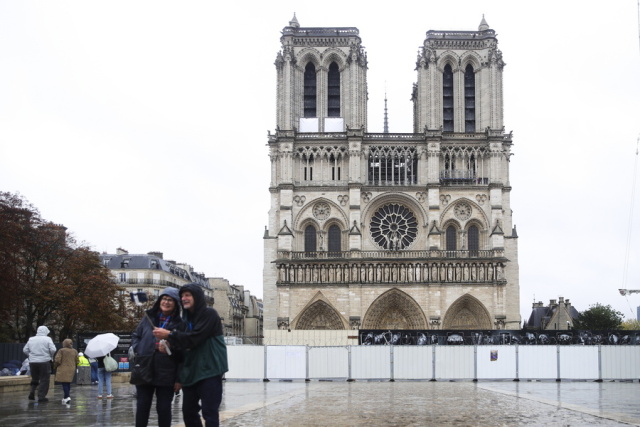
[263,15,520,333]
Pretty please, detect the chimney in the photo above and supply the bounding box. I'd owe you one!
[147,251,164,259]
[116,247,128,255]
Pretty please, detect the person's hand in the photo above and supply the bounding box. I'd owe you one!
[152,327,170,340]
[174,382,182,393]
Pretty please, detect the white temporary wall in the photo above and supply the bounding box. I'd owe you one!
[434,346,475,379]
[265,345,307,380]
[226,345,264,380]
[518,346,557,380]
[308,346,349,379]
[559,346,599,380]
[601,346,640,379]
[476,345,517,380]
[351,346,391,380]
[393,346,433,380]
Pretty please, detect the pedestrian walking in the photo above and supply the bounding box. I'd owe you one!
[54,338,78,404]
[153,283,228,427]
[23,325,57,403]
[131,287,184,427]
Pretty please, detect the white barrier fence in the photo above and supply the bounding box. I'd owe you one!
[226,345,640,381]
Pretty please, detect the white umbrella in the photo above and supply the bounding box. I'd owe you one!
[84,333,120,358]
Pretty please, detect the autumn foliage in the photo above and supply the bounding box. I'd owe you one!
[0,192,133,342]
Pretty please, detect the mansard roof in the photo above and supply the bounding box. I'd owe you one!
[99,252,211,289]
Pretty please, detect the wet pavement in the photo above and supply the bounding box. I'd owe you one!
[0,379,638,426]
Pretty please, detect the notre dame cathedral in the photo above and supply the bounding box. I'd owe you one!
[263,15,520,333]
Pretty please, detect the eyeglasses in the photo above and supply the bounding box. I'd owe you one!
[160,297,175,303]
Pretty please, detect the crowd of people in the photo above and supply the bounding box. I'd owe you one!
[21,283,228,427]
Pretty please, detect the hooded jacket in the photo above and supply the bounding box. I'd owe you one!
[54,338,78,383]
[23,326,57,363]
[167,283,228,387]
[131,287,184,387]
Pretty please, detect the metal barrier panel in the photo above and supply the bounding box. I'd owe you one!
[393,346,433,380]
[226,346,265,380]
[308,346,349,379]
[435,346,474,380]
[351,346,391,380]
[601,346,640,380]
[265,346,307,380]
[476,345,516,380]
[559,346,599,380]
[518,346,557,379]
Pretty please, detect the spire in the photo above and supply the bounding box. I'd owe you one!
[383,85,389,133]
[289,13,300,28]
[478,14,489,31]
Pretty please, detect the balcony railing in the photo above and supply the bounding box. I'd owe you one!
[112,278,180,288]
[440,170,488,186]
[278,249,503,261]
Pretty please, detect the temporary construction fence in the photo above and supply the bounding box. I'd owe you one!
[225,345,640,382]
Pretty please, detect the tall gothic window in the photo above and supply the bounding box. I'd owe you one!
[446,225,457,251]
[304,63,317,118]
[464,64,475,132]
[443,64,454,132]
[327,62,340,117]
[328,224,341,255]
[304,225,317,254]
[468,225,479,255]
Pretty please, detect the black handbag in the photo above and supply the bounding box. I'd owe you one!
[129,353,154,385]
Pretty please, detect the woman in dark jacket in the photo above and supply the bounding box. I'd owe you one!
[131,287,184,427]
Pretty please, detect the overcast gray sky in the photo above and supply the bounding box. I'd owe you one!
[1,1,639,322]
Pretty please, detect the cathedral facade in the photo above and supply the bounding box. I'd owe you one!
[263,16,520,332]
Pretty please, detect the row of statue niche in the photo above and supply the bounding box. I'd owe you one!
[278,262,505,284]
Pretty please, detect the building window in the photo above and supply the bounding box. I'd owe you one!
[327,62,340,117]
[464,64,475,132]
[468,225,479,255]
[304,63,317,118]
[119,273,127,283]
[446,225,457,251]
[370,203,418,250]
[304,225,317,253]
[328,224,341,255]
[367,147,418,185]
[303,154,314,181]
[443,64,454,132]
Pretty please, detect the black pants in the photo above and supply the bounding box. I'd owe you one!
[182,375,223,427]
[135,384,175,427]
[29,362,51,399]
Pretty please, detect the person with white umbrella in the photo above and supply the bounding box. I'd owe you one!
[85,333,119,399]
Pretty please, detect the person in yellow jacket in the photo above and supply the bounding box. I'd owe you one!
[77,353,90,367]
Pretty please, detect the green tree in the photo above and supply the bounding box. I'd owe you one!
[573,303,624,330]
[620,319,640,330]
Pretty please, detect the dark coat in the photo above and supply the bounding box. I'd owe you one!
[131,289,184,387]
[167,283,228,387]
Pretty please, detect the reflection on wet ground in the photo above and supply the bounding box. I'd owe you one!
[0,380,638,426]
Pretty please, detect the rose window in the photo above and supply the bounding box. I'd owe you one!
[370,203,418,250]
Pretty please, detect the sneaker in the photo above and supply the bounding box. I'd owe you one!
[106,394,113,399]
[28,393,35,401]
[97,395,103,399]
[38,398,49,403]
[61,397,71,404]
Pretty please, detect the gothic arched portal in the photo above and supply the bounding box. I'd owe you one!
[442,294,492,329]
[294,300,345,330]
[361,288,427,329]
